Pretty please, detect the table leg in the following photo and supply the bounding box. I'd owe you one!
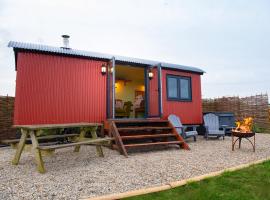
[90,126,104,157]
[12,129,28,165]
[29,130,45,173]
[74,129,86,152]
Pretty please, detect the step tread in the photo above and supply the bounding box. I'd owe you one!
[124,141,182,148]
[111,119,169,123]
[118,126,172,131]
[121,133,175,140]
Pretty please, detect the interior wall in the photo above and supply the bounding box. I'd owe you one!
[115,80,144,102]
[115,65,145,118]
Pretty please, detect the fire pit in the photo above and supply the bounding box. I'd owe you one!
[232,117,255,152]
[232,131,255,152]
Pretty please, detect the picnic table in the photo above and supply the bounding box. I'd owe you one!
[11,123,112,173]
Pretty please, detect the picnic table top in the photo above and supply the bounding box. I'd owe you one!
[13,122,102,130]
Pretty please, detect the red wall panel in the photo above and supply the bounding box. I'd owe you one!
[162,69,202,124]
[148,68,159,116]
[14,52,107,125]
[14,52,202,125]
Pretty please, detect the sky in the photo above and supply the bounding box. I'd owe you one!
[0,0,269,98]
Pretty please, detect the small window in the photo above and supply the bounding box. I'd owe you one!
[167,77,178,99]
[166,75,192,101]
[180,78,191,100]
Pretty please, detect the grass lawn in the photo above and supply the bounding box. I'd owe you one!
[124,160,270,200]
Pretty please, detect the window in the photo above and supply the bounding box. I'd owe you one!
[167,76,178,99]
[166,75,192,101]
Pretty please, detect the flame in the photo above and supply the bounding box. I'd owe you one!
[234,117,253,133]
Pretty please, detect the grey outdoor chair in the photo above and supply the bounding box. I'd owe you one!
[168,114,198,142]
[203,113,226,140]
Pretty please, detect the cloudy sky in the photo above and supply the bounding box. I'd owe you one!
[0,0,269,98]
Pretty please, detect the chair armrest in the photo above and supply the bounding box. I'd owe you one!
[182,125,187,130]
[173,127,186,138]
[173,126,182,129]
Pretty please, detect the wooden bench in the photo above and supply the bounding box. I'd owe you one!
[38,138,112,150]
[11,123,112,173]
[1,134,79,148]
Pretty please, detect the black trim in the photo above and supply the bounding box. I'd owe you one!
[157,63,162,117]
[166,74,192,102]
[144,67,148,118]
[106,57,116,119]
[14,50,18,71]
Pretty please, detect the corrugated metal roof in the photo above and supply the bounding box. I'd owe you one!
[8,41,205,74]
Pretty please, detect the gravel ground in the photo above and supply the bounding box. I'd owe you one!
[1,133,270,200]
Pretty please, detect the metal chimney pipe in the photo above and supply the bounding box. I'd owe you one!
[61,35,70,49]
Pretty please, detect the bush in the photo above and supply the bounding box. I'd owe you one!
[252,123,266,133]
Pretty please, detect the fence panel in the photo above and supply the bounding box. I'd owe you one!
[0,96,16,140]
[203,94,270,131]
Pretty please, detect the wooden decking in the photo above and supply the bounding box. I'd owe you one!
[105,119,189,157]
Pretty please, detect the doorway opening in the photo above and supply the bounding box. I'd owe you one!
[115,65,145,118]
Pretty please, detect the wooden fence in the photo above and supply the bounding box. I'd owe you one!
[203,94,270,131]
[1,94,269,141]
[0,96,16,140]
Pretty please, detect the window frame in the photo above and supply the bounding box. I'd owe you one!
[166,74,192,102]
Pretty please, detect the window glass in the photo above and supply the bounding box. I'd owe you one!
[167,77,178,98]
[180,78,190,99]
[167,75,192,101]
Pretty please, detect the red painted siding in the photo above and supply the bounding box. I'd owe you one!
[148,68,159,116]
[162,69,202,124]
[14,52,107,125]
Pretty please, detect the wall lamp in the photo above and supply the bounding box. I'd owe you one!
[101,64,107,75]
[110,67,114,73]
[148,69,154,80]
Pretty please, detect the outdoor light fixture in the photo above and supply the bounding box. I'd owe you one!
[148,70,154,80]
[110,67,114,73]
[101,64,107,75]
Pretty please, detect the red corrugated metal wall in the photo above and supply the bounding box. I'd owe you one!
[162,69,202,124]
[14,52,107,125]
[148,68,159,116]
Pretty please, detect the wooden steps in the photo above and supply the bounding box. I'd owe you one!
[118,127,172,131]
[107,119,189,156]
[124,141,183,148]
[110,119,169,123]
[121,133,175,140]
